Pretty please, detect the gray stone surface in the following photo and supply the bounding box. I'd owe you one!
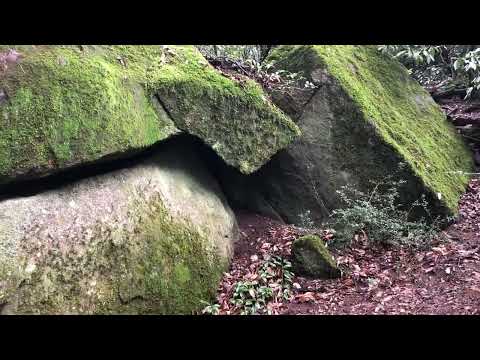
[0,143,238,314]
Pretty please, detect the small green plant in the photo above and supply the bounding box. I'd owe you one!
[259,255,294,298]
[200,255,294,315]
[230,281,272,315]
[328,164,443,248]
[230,255,294,315]
[298,210,315,230]
[200,301,220,315]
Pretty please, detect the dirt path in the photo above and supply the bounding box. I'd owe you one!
[213,179,480,315]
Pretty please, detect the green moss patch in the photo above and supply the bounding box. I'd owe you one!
[150,46,301,173]
[291,235,340,279]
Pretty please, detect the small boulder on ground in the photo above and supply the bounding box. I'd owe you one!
[291,235,341,279]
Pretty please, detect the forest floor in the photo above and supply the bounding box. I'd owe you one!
[212,178,480,315]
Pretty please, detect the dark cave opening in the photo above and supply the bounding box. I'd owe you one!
[0,134,270,217]
[0,136,197,201]
[0,131,291,227]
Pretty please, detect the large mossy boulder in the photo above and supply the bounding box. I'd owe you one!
[0,45,299,185]
[0,142,238,314]
[226,45,473,225]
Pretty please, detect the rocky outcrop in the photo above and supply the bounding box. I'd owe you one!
[222,45,474,225]
[0,140,238,314]
[291,235,340,279]
[0,45,300,185]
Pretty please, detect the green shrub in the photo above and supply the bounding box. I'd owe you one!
[298,210,315,230]
[328,164,446,248]
[378,45,480,98]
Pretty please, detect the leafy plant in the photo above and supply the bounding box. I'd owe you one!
[298,210,315,230]
[229,255,294,315]
[200,255,294,315]
[328,164,443,248]
[200,301,220,315]
[379,45,480,99]
[230,281,273,315]
[259,255,294,298]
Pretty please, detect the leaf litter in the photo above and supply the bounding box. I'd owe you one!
[207,179,480,315]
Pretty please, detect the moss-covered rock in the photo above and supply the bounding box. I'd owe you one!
[244,45,473,224]
[150,46,301,174]
[0,142,238,314]
[291,235,340,279]
[0,45,299,185]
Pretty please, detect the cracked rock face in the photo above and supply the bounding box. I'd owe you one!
[0,142,238,314]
